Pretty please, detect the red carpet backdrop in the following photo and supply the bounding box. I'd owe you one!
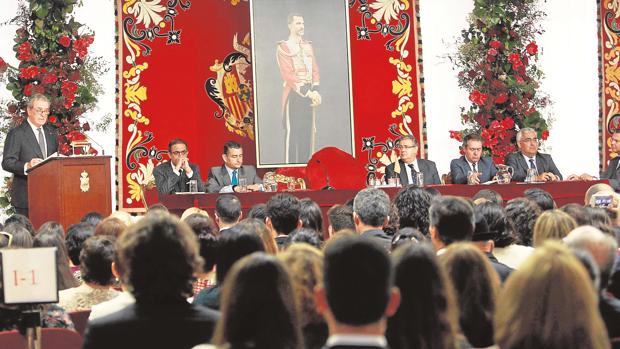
[600,0,620,169]
[116,0,425,211]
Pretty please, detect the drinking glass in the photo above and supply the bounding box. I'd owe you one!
[238,177,247,192]
[188,179,198,192]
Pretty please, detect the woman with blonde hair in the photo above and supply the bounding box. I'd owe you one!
[532,209,577,247]
[237,218,278,254]
[278,244,326,349]
[440,242,499,348]
[495,241,610,349]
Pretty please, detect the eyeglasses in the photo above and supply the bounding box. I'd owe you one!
[33,108,50,115]
[397,145,417,150]
[520,138,538,143]
[0,231,13,247]
[171,150,188,156]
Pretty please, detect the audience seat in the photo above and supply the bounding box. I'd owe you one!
[0,328,82,349]
[68,309,91,336]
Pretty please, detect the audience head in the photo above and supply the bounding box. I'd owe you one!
[327,204,355,235]
[429,196,475,250]
[423,187,441,198]
[473,189,503,205]
[299,198,323,234]
[146,203,169,215]
[183,213,218,273]
[266,193,301,236]
[532,209,577,247]
[34,231,78,290]
[116,213,201,303]
[180,207,209,221]
[505,197,540,246]
[0,232,9,248]
[4,223,33,248]
[80,236,116,287]
[212,253,302,349]
[440,242,499,348]
[318,236,399,327]
[248,203,267,221]
[215,225,265,284]
[383,203,400,237]
[584,183,614,205]
[494,241,609,349]
[94,217,127,239]
[524,188,556,211]
[570,248,601,291]
[584,207,614,234]
[565,225,618,291]
[390,227,425,251]
[80,211,104,227]
[393,186,433,236]
[474,202,517,247]
[560,203,592,226]
[353,188,390,230]
[387,243,458,349]
[215,194,242,227]
[65,222,96,266]
[5,214,35,236]
[236,218,278,254]
[37,221,64,238]
[288,228,322,249]
[109,210,133,226]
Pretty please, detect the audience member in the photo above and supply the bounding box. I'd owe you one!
[59,236,120,311]
[387,243,461,349]
[37,221,65,238]
[471,212,513,282]
[561,203,592,226]
[183,213,218,295]
[428,196,475,253]
[193,225,265,310]
[390,227,426,252]
[353,188,392,250]
[472,189,503,205]
[94,217,127,238]
[201,253,302,349]
[585,206,614,234]
[300,198,323,234]
[4,223,33,248]
[109,210,133,226]
[584,182,615,205]
[494,241,610,349]
[393,186,433,236]
[504,197,540,247]
[83,213,219,349]
[440,243,499,348]
[180,207,209,221]
[236,218,278,254]
[288,228,322,249]
[248,203,267,221]
[65,222,96,280]
[326,204,355,237]
[146,203,169,215]
[215,194,242,233]
[278,244,326,349]
[383,203,400,237]
[34,231,79,290]
[524,188,556,211]
[266,193,301,250]
[0,232,9,248]
[5,214,36,236]
[81,211,104,227]
[532,209,577,247]
[423,187,441,198]
[316,236,400,349]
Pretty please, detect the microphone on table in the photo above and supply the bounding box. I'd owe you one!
[83,132,106,156]
[315,159,333,190]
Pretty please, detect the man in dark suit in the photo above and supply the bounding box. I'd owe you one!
[153,138,205,195]
[2,94,58,217]
[572,131,620,189]
[504,127,562,182]
[207,141,262,193]
[384,135,441,186]
[82,212,219,349]
[450,133,497,184]
[353,188,391,251]
[215,194,242,233]
[315,236,399,349]
[429,196,475,254]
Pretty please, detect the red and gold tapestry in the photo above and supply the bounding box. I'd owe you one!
[600,0,620,168]
[116,0,425,211]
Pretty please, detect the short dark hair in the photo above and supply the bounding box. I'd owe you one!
[80,211,104,227]
[390,227,426,251]
[323,236,392,325]
[560,203,591,226]
[223,141,241,155]
[299,198,323,233]
[505,198,541,247]
[429,196,475,245]
[80,236,116,286]
[327,204,355,232]
[215,225,265,284]
[353,188,390,227]
[168,138,188,152]
[288,228,322,249]
[215,194,242,224]
[472,189,503,205]
[5,214,35,236]
[394,186,433,236]
[66,222,95,265]
[462,133,484,148]
[524,188,556,211]
[248,203,267,221]
[474,202,517,247]
[399,135,419,146]
[184,213,218,273]
[147,203,169,214]
[266,193,301,235]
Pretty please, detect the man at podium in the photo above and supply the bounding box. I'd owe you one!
[153,139,206,195]
[2,94,58,217]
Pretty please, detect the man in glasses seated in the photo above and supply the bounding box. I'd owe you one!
[505,127,562,182]
[153,138,206,194]
[384,135,441,186]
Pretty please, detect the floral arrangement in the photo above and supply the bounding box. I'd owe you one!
[449,0,551,164]
[0,0,106,155]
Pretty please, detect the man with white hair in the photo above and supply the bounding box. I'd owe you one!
[565,226,620,338]
[504,127,562,182]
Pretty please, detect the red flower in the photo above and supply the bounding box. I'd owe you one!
[449,130,463,142]
[19,66,40,79]
[501,118,515,129]
[17,42,32,61]
[515,76,524,84]
[58,36,71,48]
[495,93,508,104]
[507,53,521,64]
[48,116,58,124]
[489,40,502,49]
[61,80,78,95]
[42,73,58,85]
[469,90,488,106]
[541,130,549,140]
[526,42,538,55]
[512,60,524,71]
[73,35,94,59]
[68,70,81,81]
[0,57,7,74]
[487,54,496,63]
[59,143,70,155]
[487,48,498,56]
[23,83,34,96]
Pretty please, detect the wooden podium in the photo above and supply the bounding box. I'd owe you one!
[27,156,112,229]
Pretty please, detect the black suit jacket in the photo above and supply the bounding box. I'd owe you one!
[384,159,441,185]
[206,165,262,193]
[360,228,392,252]
[1,121,58,209]
[601,157,620,191]
[82,302,219,349]
[153,161,206,195]
[450,156,498,184]
[504,152,562,182]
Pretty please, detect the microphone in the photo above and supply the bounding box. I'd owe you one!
[315,159,333,190]
[83,132,106,156]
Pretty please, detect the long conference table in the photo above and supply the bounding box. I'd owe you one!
[160,180,606,234]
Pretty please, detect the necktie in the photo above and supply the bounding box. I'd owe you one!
[231,169,238,185]
[37,128,46,158]
[472,162,478,172]
[408,164,417,185]
[529,158,537,170]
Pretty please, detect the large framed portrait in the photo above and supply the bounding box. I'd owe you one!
[250,0,355,167]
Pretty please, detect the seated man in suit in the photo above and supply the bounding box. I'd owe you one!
[569,131,620,190]
[384,135,441,186]
[315,236,400,349]
[2,93,58,217]
[504,127,562,182]
[153,138,205,195]
[207,141,262,193]
[450,133,498,184]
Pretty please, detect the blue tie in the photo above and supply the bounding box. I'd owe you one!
[231,170,238,185]
[529,158,537,170]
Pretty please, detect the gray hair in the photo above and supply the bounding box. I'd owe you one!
[26,93,50,108]
[353,188,390,227]
[564,225,618,289]
[399,134,419,146]
[516,127,536,143]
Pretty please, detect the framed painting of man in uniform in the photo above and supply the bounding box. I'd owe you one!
[250,0,355,167]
